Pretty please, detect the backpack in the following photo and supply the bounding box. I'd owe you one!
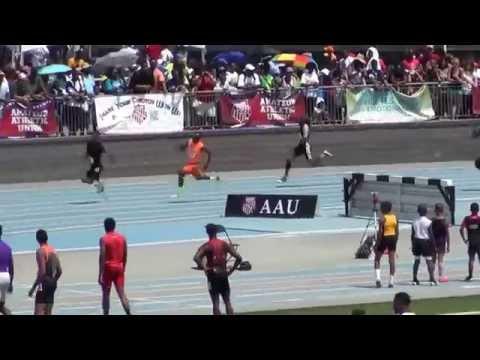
[355,234,375,259]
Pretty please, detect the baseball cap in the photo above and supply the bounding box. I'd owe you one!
[245,64,255,71]
[0,70,4,76]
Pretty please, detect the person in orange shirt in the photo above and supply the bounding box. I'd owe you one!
[67,49,88,70]
[178,133,220,190]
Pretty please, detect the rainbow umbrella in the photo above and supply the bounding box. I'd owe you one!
[272,53,317,69]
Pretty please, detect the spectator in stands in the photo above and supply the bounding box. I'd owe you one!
[438,55,452,82]
[81,65,96,96]
[282,66,299,88]
[301,62,320,88]
[0,70,9,101]
[129,58,155,94]
[167,61,190,92]
[66,69,86,97]
[402,49,423,83]
[237,64,260,90]
[473,61,480,87]
[194,66,216,93]
[146,45,163,61]
[225,63,239,88]
[151,60,167,94]
[103,67,128,95]
[347,54,367,85]
[258,62,274,90]
[424,59,442,82]
[68,49,88,70]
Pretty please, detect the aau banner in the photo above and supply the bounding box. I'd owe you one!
[95,93,184,135]
[225,194,318,219]
[0,100,58,138]
[219,93,306,127]
[346,86,435,123]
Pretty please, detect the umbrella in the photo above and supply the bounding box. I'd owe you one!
[93,47,139,74]
[273,53,318,69]
[21,45,49,53]
[38,64,72,75]
[212,51,247,65]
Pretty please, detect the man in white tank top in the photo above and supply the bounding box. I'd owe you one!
[411,204,438,286]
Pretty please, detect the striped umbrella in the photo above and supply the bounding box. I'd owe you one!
[272,53,318,69]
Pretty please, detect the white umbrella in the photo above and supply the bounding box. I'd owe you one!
[93,47,139,74]
[21,45,49,53]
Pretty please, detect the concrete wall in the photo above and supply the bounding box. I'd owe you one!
[0,120,479,184]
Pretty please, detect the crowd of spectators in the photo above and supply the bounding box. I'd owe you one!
[2,45,480,105]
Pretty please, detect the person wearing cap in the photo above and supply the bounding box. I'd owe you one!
[237,64,260,89]
[193,224,243,315]
[177,133,220,194]
[226,63,239,88]
[215,66,236,92]
[0,70,10,101]
[258,62,274,90]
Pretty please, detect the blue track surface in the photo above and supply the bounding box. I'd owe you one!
[1,162,479,253]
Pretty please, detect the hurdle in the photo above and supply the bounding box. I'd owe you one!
[343,173,455,225]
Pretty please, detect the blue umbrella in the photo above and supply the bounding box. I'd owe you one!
[212,51,247,65]
[38,64,72,75]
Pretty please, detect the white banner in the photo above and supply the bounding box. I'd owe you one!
[95,93,184,135]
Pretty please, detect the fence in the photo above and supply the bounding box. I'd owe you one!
[0,82,479,138]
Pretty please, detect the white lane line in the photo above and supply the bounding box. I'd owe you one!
[442,311,480,315]
[272,298,303,303]
[11,225,392,255]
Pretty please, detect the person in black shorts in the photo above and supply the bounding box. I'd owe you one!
[28,230,62,315]
[460,202,480,281]
[193,224,242,315]
[411,204,437,286]
[374,201,399,288]
[279,118,333,183]
[82,131,108,193]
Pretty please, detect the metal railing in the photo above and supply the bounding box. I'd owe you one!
[0,82,479,138]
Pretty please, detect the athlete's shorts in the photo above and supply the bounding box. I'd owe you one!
[376,235,397,253]
[207,273,230,299]
[35,278,57,305]
[294,141,313,161]
[102,265,125,291]
[86,159,103,181]
[0,272,10,304]
[468,241,480,257]
[182,164,204,178]
[412,238,435,258]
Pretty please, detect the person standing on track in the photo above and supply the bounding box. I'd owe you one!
[28,230,62,315]
[82,131,109,193]
[98,218,131,315]
[431,203,450,283]
[374,201,399,288]
[193,224,243,315]
[178,133,220,191]
[0,225,14,315]
[460,202,480,281]
[279,118,333,183]
[411,204,438,286]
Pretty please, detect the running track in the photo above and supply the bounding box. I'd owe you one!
[3,161,480,314]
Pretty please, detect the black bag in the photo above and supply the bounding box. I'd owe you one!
[355,235,375,259]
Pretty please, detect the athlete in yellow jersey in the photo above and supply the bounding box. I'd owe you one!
[178,133,220,190]
[374,201,399,288]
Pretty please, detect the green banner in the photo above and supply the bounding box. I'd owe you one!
[346,86,435,123]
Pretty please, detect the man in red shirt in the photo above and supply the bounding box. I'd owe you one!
[460,203,480,281]
[98,217,131,315]
[193,224,243,315]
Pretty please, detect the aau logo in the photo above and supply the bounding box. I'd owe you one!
[132,104,147,124]
[242,197,256,215]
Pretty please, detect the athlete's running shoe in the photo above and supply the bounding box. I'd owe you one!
[376,280,382,288]
[322,150,334,158]
[81,177,93,184]
[411,279,420,286]
[278,176,288,183]
[95,182,105,193]
[465,275,473,282]
[388,283,394,288]
[429,280,439,286]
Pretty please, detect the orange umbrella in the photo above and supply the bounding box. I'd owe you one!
[272,53,317,69]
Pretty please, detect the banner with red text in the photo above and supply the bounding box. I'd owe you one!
[219,93,306,127]
[0,100,58,138]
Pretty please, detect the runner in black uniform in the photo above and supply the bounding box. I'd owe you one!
[279,118,333,183]
[82,132,107,193]
[460,203,480,281]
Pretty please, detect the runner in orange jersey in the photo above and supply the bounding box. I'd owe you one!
[178,133,220,190]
